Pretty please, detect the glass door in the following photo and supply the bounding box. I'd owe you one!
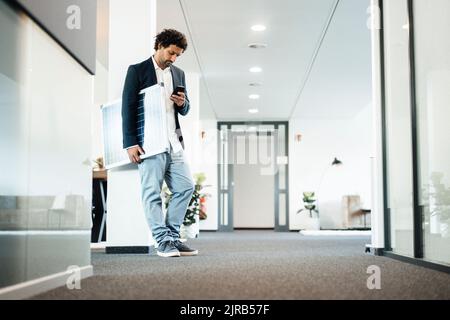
[218,122,289,231]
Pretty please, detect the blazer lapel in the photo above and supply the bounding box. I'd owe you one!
[143,58,158,88]
[170,67,180,89]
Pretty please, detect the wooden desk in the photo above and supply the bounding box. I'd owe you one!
[93,169,107,180]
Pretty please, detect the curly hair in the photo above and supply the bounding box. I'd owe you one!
[154,29,188,51]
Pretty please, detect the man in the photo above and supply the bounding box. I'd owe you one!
[122,29,197,258]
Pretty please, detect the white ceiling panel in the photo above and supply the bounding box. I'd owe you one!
[157,0,371,120]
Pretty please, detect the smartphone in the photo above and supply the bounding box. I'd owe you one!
[172,85,185,96]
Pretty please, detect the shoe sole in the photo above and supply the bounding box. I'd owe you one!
[180,250,198,256]
[157,251,181,257]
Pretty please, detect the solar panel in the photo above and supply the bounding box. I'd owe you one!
[102,84,168,169]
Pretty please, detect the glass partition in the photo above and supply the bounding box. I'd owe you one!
[0,1,92,289]
[413,0,450,265]
[381,0,450,267]
[383,0,414,257]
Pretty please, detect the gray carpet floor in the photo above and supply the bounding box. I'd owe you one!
[31,231,450,300]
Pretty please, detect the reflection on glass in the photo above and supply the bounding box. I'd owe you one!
[414,0,450,265]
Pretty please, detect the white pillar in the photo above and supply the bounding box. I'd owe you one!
[108,0,156,101]
[106,0,157,251]
[179,73,200,172]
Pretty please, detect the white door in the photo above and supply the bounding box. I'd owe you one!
[232,133,275,228]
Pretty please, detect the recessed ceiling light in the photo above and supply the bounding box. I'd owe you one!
[249,94,260,100]
[251,25,266,32]
[248,109,259,114]
[249,67,262,73]
[248,43,268,49]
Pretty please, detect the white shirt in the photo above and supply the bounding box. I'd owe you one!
[152,56,183,154]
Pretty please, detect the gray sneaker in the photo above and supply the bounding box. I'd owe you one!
[156,240,180,257]
[174,240,198,256]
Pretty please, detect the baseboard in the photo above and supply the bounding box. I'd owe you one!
[0,265,93,300]
[105,246,150,254]
[299,230,371,236]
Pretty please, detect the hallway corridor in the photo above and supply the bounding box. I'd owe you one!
[32,231,450,300]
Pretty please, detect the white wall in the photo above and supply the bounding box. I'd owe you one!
[92,61,109,161]
[198,118,218,231]
[108,0,156,101]
[289,104,373,230]
[197,76,218,231]
[179,73,200,171]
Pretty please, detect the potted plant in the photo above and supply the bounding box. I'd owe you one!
[297,192,320,231]
[193,173,210,221]
[162,173,211,239]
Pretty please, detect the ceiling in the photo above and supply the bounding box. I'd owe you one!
[157,0,372,120]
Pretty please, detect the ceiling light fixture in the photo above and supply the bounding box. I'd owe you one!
[248,109,259,114]
[249,94,260,100]
[251,25,266,32]
[249,67,262,73]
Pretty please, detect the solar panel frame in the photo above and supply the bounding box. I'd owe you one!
[101,85,168,169]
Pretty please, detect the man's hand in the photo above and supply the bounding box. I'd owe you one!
[127,146,145,164]
[170,92,185,107]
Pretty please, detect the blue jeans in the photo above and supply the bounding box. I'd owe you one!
[138,148,194,246]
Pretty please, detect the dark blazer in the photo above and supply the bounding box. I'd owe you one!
[121,57,190,149]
